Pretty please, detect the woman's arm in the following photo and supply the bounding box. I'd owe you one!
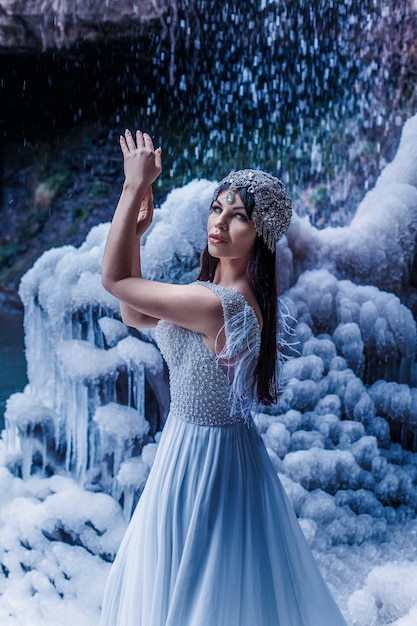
[119,256,159,329]
[102,130,162,328]
[102,130,161,292]
[102,130,224,340]
[118,187,160,328]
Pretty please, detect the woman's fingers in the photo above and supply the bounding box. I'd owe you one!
[143,185,153,203]
[119,134,129,157]
[121,129,159,156]
[136,130,145,148]
[124,129,136,151]
[154,146,162,170]
[143,132,154,150]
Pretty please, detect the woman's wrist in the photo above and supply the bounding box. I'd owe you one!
[122,179,148,199]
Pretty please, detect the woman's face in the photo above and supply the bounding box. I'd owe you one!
[207,189,257,260]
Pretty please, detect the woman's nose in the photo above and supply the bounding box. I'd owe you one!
[214,213,227,229]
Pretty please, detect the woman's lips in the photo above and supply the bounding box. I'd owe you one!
[209,234,228,243]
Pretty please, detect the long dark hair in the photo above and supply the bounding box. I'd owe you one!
[197,186,278,405]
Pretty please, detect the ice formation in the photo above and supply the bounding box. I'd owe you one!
[0,116,417,625]
[277,114,417,301]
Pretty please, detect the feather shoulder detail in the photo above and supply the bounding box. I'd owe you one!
[196,281,261,424]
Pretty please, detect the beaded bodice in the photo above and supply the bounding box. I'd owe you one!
[154,282,261,427]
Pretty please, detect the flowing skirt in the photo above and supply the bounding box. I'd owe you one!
[99,412,347,626]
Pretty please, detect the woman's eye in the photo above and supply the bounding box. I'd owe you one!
[235,213,248,221]
[209,205,222,214]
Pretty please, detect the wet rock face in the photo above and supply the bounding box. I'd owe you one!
[0,0,168,50]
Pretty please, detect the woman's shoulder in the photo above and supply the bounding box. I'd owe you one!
[235,282,262,329]
[195,280,262,331]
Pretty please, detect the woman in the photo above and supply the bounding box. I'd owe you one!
[100,129,347,625]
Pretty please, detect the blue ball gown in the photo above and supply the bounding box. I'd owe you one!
[99,282,347,626]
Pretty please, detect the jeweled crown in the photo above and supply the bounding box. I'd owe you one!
[212,169,292,252]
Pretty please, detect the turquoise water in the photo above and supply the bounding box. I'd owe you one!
[0,310,27,431]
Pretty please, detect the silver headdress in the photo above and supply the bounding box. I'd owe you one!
[212,169,292,252]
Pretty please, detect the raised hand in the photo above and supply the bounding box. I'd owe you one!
[120,129,162,190]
